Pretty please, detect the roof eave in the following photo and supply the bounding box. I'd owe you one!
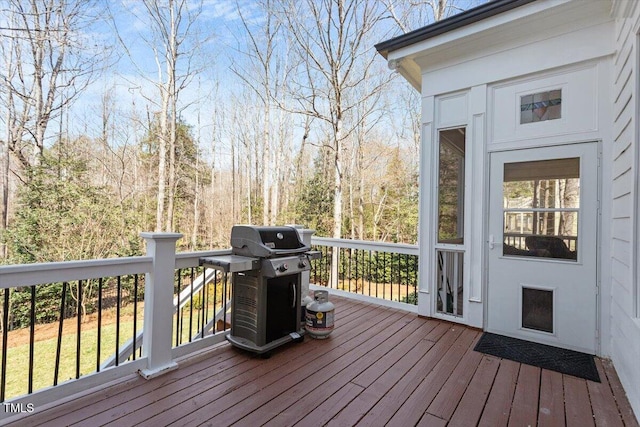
[375,0,537,59]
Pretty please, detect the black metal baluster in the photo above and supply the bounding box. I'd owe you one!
[175,271,181,344]
[115,277,121,367]
[390,252,394,301]
[212,270,218,333]
[359,248,363,294]
[76,281,82,379]
[327,246,338,287]
[195,269,201,339]
[133,275,139,359]
[2,288,10,401]
[27,285,36,393]
[397,253,401,302]
[355,249,359,294]
[55,282,68,385]
[223,274,229,331]
[368,251,372,297]
[347,248,352,292]
[97,278,103,371]
[338,247,343,290]
[202,268,208,335]
[389,252,394,301]
[320,247,325,286]
[325,247,330,287]
[374,251,379,298]
[189,269,194,342]
[405,254,410,303]
[382,253,387,300]
[178,272,184,345]
[362,249,366,295]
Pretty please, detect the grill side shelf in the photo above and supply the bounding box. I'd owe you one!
[199,255,260,273]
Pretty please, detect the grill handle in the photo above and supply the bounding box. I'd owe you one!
[291,282,296,309]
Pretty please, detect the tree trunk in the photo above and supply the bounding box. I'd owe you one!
[330,120,343,288]
[156,90,169,232]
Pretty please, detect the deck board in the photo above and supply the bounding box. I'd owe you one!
[3,296,637,427]
[602,358,640,427]
[426,342,484,420]
[384,328,479,427]
[344,325,465,427]
[538,369,565,427]
[477,358,519,427]
[139,300,392,427]
[258,315,427,427]
[221,311,414,427]
[447,355,500,427]
[508,363,541,427]
[564,374,595,427]
[588,359,625,427]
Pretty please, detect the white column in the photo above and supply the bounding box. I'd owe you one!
[139,232,183,379]
[418,96,435,317]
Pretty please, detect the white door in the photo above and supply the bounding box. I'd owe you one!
[487,143,598,354]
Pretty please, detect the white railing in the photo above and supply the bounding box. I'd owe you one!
[503,232,577,252]
[0,233,421,411]
[0,233,231,409]
[310,237,419,311]
[100,250,233,369]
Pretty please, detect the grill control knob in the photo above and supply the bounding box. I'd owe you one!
[298,260,307,268]
[278,263,289,272]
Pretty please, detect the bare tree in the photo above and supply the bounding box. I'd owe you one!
[381,0,466,33]
[231,0,299,226]
[0,0,106,168]
[113,0,204,232]
[0,0,108,260]
[281,0,394,287]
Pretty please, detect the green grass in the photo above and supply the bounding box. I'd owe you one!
[4,302,225,401]
[5,316,142,400]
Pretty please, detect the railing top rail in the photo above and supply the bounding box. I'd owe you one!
[503,232,577,239]
[0,248,236,289]
[0,256,153,289]
[311,236,419,256]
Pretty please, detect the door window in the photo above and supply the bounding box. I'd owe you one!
[502,157,579,261]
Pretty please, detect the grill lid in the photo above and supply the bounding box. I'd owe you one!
[231,225,309,258]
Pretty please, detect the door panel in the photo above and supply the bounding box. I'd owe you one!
[487,143,598,354]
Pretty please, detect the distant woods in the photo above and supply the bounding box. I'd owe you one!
[0,0,474,261]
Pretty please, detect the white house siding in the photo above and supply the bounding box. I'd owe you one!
[612,0,640,418]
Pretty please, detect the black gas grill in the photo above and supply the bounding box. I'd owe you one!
[200,225,320,354]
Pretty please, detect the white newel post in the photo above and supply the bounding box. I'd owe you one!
[139,232,183,379]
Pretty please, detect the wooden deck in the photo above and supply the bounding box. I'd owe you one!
[5,297,638,427]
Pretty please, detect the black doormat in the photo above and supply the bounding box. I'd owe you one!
[474,333,600,382]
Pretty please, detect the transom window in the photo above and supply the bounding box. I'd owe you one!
[520,89,562,124]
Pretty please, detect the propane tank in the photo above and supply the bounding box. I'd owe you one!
[305,290,334,339]
[301,294,314,326]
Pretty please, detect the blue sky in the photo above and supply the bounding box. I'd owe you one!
[68,0,487,162]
